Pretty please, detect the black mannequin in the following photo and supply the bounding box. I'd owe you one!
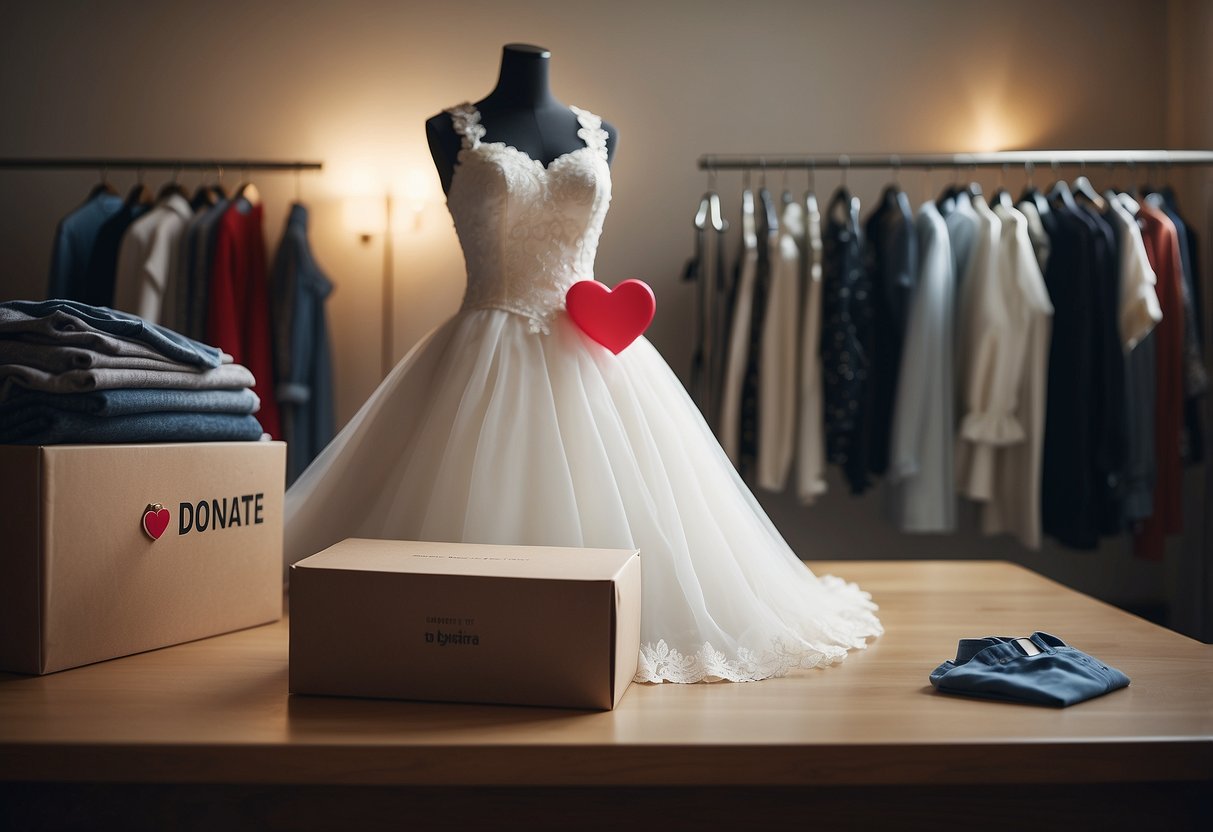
[426,43,619,195]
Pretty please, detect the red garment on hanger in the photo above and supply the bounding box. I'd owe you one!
[1133,204,1184,560]
[207,200,281,439]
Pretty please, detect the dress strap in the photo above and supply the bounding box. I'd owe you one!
[571,106,609,160]
[446,102,485,150]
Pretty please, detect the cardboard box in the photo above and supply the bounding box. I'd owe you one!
[289,538,642,710]
[0,442,285,674]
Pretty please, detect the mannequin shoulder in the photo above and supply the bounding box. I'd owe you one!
[600,118,620,163]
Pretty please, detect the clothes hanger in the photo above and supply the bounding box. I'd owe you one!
[157,166,189,202]
[1071,162,1107,212]
[1048,161,1079,211]
[125,168,153,207]
[1017,161,1050,216]
[758,161,779,234]
[965,164,983,199]
[88,165,117,199]
[992,164,1014,210]
[234,167,261,206]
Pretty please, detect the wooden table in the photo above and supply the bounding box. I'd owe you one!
[1,561,1210,831]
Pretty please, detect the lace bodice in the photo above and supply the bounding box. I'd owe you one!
[444,102,612,333]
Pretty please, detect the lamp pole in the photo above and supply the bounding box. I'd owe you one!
[381,191,394,379]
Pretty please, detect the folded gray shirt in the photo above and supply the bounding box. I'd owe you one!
[0,309,233,364]
[0,362,256,396]
[0,339,202,373]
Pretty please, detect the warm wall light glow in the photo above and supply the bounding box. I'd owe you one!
[343,194,383,241]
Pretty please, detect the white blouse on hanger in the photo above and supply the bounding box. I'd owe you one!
[758,198,804,491]
[979,203,1054,549]
[113,193,192,325]
[796,193,826,504]
[1108,193,1162,351]
[955,195,1022,503]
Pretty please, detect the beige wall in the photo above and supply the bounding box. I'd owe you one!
[1,1,1207,621]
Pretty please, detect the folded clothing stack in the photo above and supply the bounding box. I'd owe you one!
[0,299,264,444]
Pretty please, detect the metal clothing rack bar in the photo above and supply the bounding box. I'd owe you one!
[698,149,1213,171]
[0,158,323,171]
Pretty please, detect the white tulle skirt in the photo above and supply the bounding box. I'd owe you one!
[285,308,883,683]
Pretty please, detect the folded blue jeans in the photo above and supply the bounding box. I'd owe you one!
[0,300,222,368]
[0,410,265,444]
[929,632,1130,707]
[0,388,260,429]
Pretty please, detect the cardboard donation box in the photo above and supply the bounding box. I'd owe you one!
[290,538,642,710]
[0,442,285,675]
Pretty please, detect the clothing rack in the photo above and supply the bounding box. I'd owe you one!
[698,149,1213,171]
[0,158,322,172]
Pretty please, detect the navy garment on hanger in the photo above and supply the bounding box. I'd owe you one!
[47,191,123,302]
[82,201,150,308]
[1073,203,1128,536]
[862,185,916,477]
[1041,198,1102,549]
[272,203,335,484]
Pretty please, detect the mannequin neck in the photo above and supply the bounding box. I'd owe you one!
[483,44,557,110]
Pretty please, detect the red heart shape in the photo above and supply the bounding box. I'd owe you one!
[566,279,656,354]
[143,505,170,540]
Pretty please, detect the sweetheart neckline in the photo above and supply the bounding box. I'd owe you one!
[457,141,602,174]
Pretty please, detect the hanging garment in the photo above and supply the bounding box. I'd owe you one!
[979,204,1053,549]
[683,199,710,409]
[1072,201,1128,536]
[821,187,873,494]
[271,203,335,485]
[719,188,758,464]
[1109,193,1161,526]
[112,193,193,324]
[757,198,803,491]
[1106,194,1162,350]
[285,101,882,684]
[1152,197,1208,464]
[1017,198,1052,273]
[738,188,780,478]
[81,200,150,308]
[1041,194,1101,549]
[796,191,827,505]
[47,190,123,302]
[862,185,917,477]
[185,197,232,341]
[207,196,281,439]
[955,195,1011,501]
[938,190,980,300]
[1134,204,1186,561]
[888,200,956,533]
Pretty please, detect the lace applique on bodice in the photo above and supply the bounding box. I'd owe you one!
[444,102,612,334]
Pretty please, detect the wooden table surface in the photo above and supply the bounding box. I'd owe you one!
[1,560,1210,789]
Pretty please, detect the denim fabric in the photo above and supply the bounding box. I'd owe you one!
[0,388,259,428]
[0,300,222,368]
[930,632,1130,707]
[0,361,255,397]
[48,192,124,302]
[271,203,335,483]
[0,410,264,444]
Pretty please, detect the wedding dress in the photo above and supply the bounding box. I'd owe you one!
[284,102,883,683]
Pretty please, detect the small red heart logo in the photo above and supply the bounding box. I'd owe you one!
[566,279,656,354]
[143,505,170,540]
